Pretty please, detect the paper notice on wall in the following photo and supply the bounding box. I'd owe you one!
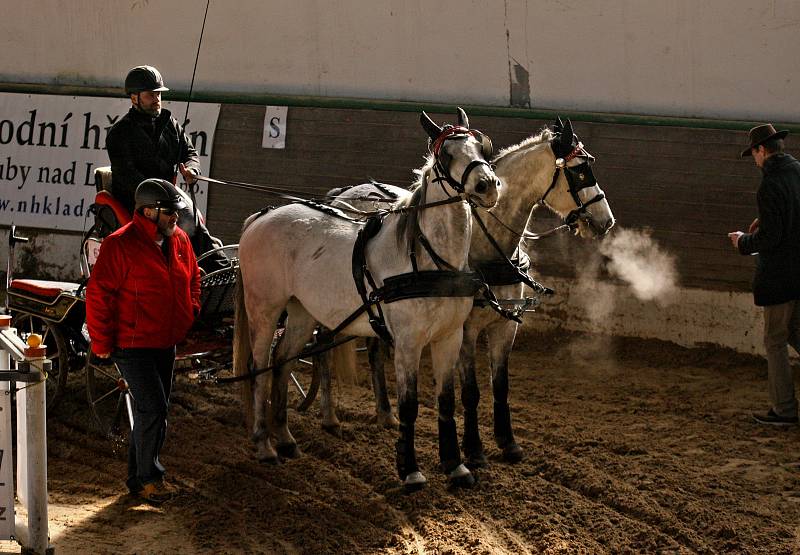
[262,106,287,149]
[0,93,220,231]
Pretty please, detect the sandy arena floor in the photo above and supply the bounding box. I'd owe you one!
[2,328,800,554]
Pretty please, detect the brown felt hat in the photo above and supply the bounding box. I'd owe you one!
[741,123,789,157]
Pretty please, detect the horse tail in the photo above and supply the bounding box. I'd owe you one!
[233,267,255,430]
[329,341,359,385]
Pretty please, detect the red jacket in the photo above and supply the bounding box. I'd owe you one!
[86,212,201,354]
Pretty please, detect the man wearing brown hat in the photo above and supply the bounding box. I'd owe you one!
[729,124,800,425]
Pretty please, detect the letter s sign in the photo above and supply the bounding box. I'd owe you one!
[262,106,288,149]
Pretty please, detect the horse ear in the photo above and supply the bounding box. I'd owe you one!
[420,111,442,140]
[563,118,574,138]
[457,107,469,129]
[553,116,564,132]
[559,118,574,149]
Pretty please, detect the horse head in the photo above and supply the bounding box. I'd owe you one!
[420,109,500,209]
[545,117,615,238]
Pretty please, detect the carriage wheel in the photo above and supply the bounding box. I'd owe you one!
[11,313,69,410]
[85,344,131,441]
[291,355,321,412]
[268,328,321,412]
[244,356,320,412]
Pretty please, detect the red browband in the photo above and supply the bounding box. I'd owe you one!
[563,141,585,162]
[431,126,472,156]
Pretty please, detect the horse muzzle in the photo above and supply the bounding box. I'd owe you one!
[468,177,499,208]
[578,214,615,238]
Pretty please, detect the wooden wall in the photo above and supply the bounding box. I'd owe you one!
[207,105,763,292]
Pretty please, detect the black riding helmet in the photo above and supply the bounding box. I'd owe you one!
[134,179,187,212]
[124,65,169,95]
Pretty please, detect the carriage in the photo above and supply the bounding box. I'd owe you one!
[3,168,245,439]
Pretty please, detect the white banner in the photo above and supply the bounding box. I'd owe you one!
[0,93,220,231]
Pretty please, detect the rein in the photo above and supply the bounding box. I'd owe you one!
[208,332,358,384]
[470,205,553,295]
[195,175,464,218]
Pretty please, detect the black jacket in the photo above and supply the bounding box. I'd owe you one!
[738,153,800,306]
[106,107,200,214]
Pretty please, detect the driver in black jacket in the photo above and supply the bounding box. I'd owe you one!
[106,65,224,269]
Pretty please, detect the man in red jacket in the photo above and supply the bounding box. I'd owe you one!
[87,178,201,504]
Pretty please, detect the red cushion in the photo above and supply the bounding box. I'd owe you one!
[95,191,131,226]
[9,279,80,299]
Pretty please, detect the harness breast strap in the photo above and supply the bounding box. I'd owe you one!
[376,271,483,303]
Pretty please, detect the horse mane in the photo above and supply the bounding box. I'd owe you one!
[394,154,434,249]
[492,126,554,162]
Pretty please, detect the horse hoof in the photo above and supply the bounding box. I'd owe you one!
[448,464,476,488]
[403,471,427,493]
[502,442,525,463]
[377,413,399,429]
[322,422,342,437]
[277,443,301,459]
[258,456,280,465]
[465,452,488,469]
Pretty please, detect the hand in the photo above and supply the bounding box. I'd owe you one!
[95,352,111,359]
[728,231,744,248]
[748,218,759,233]
[179,163,197,185]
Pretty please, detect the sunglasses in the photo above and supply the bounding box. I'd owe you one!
[148,206,177,216]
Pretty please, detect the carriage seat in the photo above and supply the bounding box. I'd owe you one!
[8,279,82,301]
[94,166,113,193]
[94,190,132,228]
[91,167,131,237]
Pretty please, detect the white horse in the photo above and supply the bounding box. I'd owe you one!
[233,109,500,490]
[322,116,615,465]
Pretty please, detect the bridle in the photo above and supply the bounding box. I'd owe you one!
[538,138,606,227]
[429,126,494,195]
[402,125,497,273]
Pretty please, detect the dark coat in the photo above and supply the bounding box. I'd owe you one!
[738,153,800,306]
[106,107,200,214]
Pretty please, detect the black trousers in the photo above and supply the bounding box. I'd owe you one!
[113,346,176,492]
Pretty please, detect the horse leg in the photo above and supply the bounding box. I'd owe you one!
[249,312,282,464]
[368,338,397,428]
[457,321,486,467]
[392,339,425,491]
[487,320,524,463]
[432,331,475,488]
[316,347,341,434]
[271,300,318,459]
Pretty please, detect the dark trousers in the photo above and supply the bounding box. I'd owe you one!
[763,300,800,417]
[113,346,176,492]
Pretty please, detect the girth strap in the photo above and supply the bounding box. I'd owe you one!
[352,216,394,344]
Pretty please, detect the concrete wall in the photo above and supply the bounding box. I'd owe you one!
[1,1,799,122]
[524,277,766,356]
